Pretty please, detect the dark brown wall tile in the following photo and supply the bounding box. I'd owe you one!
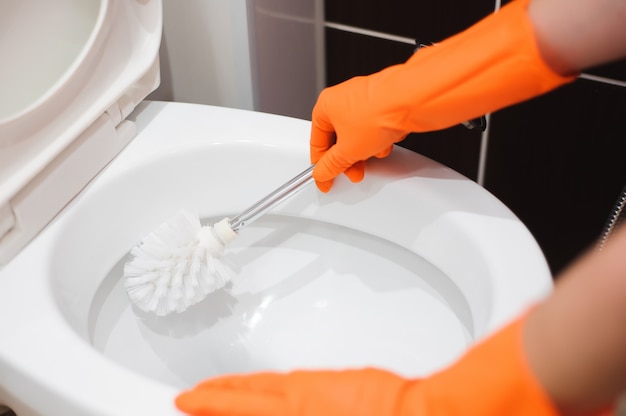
[325,0,495,42]
[585,61,626,83]
[325,28,415,84]
[484,79,626,274]
[399,128,483,181]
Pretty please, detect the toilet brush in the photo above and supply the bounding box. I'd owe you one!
[124,165,315,316]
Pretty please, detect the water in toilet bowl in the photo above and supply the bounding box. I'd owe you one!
[37,101,549,396]
[88,214,473,388]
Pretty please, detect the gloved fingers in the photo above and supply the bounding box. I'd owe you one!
[176,373,291,416]
[343,161,365,183]
[309,125,335,166]
[310,90,336,165]
[176,388,285,416]
[314,178,334,193]
[176,368,418,416]
[312,148,360,190]
[194,372,289,394]
[313,152,364,192]
[309,119,336,193]
[374,145,394,159]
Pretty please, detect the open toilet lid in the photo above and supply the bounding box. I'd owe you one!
[0,0,162,264]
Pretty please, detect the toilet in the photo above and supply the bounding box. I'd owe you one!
[0,0,553,415]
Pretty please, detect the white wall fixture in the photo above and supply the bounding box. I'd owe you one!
[152,0,323,119]
[246,0,325,119]
[151,0,254,110]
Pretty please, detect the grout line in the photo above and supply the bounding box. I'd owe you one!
[579,73,626,88]
[324,21,415,45]
[479,0,499,187]
[477,113,492,186]
[314,0,326,93]
[254,6,314,25]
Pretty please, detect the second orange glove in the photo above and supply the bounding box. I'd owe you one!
[175,315,559,416]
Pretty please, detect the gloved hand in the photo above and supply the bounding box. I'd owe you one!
[175,315,559,416]
[309,0,575,192]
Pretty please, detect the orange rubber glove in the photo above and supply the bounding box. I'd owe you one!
[175,315,560,416]
[309,0,575,192]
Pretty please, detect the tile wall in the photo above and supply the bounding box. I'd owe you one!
[324,0,626,276]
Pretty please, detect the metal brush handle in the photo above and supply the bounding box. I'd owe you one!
[229,165,315,232]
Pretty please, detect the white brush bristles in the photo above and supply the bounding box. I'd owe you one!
[124,210,235,316]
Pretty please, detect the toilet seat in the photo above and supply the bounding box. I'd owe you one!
[0,0,162,264]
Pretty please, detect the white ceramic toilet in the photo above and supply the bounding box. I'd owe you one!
[0,0,553,415]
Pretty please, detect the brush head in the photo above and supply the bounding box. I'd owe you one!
[124,210,238,316]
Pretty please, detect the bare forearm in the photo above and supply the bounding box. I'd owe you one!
[484,1,626,412]
[528,0,626,75]
[525,225,626,414]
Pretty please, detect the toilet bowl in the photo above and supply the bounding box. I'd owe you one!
[0,101,553,415]
[0,1,553,415]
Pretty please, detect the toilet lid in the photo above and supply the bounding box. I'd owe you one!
[0,0,162,264]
